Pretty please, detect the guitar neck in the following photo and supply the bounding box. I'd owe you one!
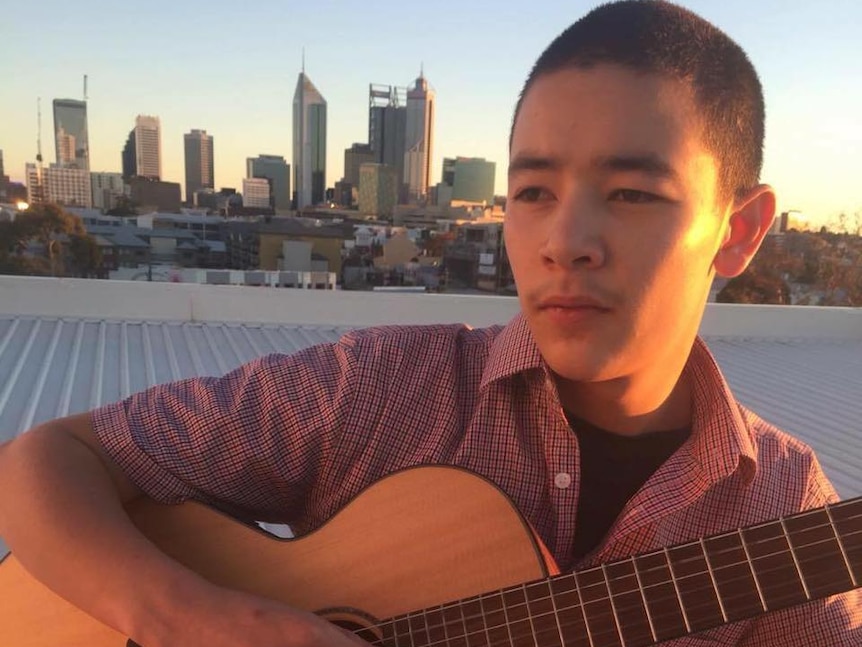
[384,497,862,647]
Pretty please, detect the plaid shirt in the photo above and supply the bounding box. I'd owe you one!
[93,313,861,645]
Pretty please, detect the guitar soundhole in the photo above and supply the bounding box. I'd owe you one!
[127,641,142,647]
[332,618,383,645]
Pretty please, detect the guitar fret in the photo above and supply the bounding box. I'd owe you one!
[741,523,808,610]
[663,546,692,633]
[479,594,507,647]
[780,518,812,601]
[549,574,590,646]
[630,556,658,644]
[601,564,627,647]
[699,537,728,624]
[738,529,768,612]
[704,532,765,622]
[498,588,517,647]
[521,584,541,647]
[665,542,724,632]
[543,580,568,647]
[826,504,859,587]
[572,570,598,647]
[633,552,687,642]
[576,567,623,647]
[603,559,654,646]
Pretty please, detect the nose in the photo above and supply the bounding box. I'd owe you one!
[538,194,607,269]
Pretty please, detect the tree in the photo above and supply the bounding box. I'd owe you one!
[717,269,791,305]
[0,203,101,277]
[106,195,139,218]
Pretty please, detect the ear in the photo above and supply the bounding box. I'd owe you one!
[713,184,776,278]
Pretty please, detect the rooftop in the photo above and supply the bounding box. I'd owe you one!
[1,276,860,556]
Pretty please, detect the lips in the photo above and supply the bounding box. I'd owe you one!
[537,295,611,311]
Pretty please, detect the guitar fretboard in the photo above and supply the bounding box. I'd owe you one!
[380,497,862,647]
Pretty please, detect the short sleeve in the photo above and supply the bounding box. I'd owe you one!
[91,340,357,524]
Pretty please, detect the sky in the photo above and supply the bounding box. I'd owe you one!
[1,0,860,228]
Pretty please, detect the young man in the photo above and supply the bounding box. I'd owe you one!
[0,1,859,645]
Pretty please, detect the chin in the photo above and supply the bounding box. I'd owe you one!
[539,338,624,384]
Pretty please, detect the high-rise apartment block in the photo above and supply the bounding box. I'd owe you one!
[404,72,435,203]
[44,165,92,207]
[246,154,291,211]
[358,163,398,217]
[242,177,271,209]
[184,129,214,205]
[53,99,89,170]
[293,72,327,209]
[25,163,45,205]
[134,115,162,180]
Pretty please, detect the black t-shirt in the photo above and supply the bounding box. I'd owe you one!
[565,413,691,562]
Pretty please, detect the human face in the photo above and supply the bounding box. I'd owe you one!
[506,65,728,384]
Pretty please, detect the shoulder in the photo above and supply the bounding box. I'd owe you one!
[337,323,505,357]
[740,405,839,506]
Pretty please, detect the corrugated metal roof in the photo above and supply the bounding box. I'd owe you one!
[1,314,859,498]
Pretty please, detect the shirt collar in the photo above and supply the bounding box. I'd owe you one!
[482,313,758,485]
[480,311,544,389]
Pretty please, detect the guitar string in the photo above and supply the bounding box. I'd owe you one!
[377,544,854,647]
[370,516,862,634]
[355,522,861,646]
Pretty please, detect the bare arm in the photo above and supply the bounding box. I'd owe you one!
[0,414,364,647]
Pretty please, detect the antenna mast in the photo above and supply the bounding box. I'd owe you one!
[84,74,88,101]
[36,97,43,168]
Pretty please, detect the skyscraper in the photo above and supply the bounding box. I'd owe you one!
[184,129,214,205]
[53,99,89,170]
[344,143,374,188]
[121,130,136,179]
[246,154,291,211]
[368,85,407,197]
[404,71,435,203]
[292,71,327,209]
[134,115,162,180]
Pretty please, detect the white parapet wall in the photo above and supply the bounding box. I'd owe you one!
[0,275,859,339]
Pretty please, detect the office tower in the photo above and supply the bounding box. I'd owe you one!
[184,129,214,205]
[43,165,92,207]
[121,130,136,179]
[246,154,291,211]
[344,143,374,188]
[368,85,407,196]
[242,178,271,209]
[358,163,398,217]
[447,157,496,205]
[292,71,327,209]
[25,163,45,205]
[404,71,435,203]
[53,99,89,170]
[134,115,162,180]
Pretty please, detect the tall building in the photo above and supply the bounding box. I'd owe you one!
[292,71,327,209]
[53,99,89,170]
[449,157,496,205]
[44,165,91,207]
[121,130,136,179]
[404,71,435,203]
[344,143,374,188]
[25,163,45,205]
[246,154,291,211]
[368,85,407,197]
[134,115,162,180]
[91,172,129,210]
[358,163,398,217]
[184,129,214,205]
[242,178,271,209]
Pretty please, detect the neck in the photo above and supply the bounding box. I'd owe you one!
[555,357,693,436]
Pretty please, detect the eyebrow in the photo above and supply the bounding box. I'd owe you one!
[592,154,680,182]
[507,153,564,177]
[508,151,680,183]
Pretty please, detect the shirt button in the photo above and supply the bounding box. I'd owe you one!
[554,472,572,489]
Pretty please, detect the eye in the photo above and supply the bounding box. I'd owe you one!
[608,189,664,204]
[514,187,554,202]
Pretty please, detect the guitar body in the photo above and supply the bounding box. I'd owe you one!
[0,466,557,647]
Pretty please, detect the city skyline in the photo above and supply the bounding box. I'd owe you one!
[1,0,860,227]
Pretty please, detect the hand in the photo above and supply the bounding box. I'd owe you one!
[138,587,372,647]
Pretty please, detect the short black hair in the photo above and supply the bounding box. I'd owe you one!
[511,0,764,201]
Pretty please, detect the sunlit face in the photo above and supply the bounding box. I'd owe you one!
[506,65,729,383]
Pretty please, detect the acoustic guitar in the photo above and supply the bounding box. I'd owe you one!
[0,466,859,646]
